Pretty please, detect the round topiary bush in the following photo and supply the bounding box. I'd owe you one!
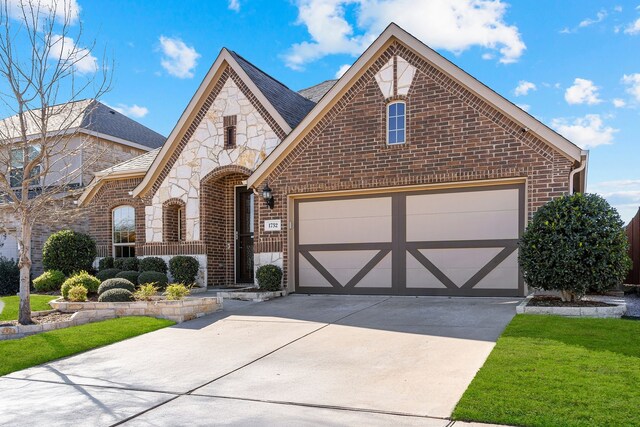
[138,257,167,274]
[519,193,631,302]
[98,256,114,271]
[61,271,101,299]
[0,256,20,296]
[67,285,88,302]
[115,270,140,285]
[96,268,121,282]
[169,256,199,285]
[114,257,139,271]
[256,264,283,291]
[98,288,134,302]
[33,270,66,292]
[42,230,97,276]
[138,271,169,289]
[98,278,136,295]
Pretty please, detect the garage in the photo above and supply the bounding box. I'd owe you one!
[294,183,524,296]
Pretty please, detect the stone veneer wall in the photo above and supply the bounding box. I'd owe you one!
[254,42,575,287]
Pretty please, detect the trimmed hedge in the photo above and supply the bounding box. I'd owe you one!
[519,193,631,301]
[138,257,167,274]
[115,270,140,285]
[256,264,283,291]
[96,268,121,282]
[138,271,169,289]
[61,272,100,299]
[98,278,136,295]
[169,256,199,285]
[33,270,66,292]
[42,230,96,276]
[0,257,20,296]
[98,257,114,271]
[98,288,134,302]
[114,257,139,272]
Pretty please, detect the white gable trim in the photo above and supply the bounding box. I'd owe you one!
[248,23,586,188]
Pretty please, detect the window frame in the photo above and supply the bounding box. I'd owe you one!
[386,101,406,145]
[177,206,184,241]
[112,205,136,258]
[10,145,42,188]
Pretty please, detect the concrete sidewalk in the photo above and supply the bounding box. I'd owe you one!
[1,295,519,426]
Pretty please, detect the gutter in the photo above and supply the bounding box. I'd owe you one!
[568,154,588,194]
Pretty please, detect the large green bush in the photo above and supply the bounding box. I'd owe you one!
[0,256,20,296]
[115,270,140,285]
[42,230,97,276]
[33,270,66,292]
[98,278,135,295]
[139,257,167,274]
[256,264,283,291]
[98,288,134,302]
[169,256,199,285]
[138,271,169,289]
[98,257,114,271]
[96,268,121,282]
[61,271,101,299]
[114,257,139,272]
[519,193,631,301]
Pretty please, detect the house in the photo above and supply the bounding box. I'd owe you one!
[79,24,588,296]
[0,99,165,275]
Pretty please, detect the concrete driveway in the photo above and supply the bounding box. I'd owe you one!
[0,295,518,426]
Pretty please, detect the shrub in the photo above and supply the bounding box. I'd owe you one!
[138,271,169,289]
[33,270,66,293]
[98,288,134,302]
[98,278,136,295]
[164,284,190,301]
[114,257,139,272]
[67,285,88,302]
[115,270,140,285]
[0,257,20,296]
[42,230,97,276]
[519,193,631,302]
[61,271,101,299]
[169,256,199,285]
[96,268,121,282]
[134,284,158,301]
[98,256,114,271]
[139,257,168,274]
[256,264,283,291]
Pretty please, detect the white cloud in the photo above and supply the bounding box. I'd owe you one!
[578,10,607,28]
[564,78,602,105]
[6,0,80,24]
[624,18,640,34]
[516,103,530,112]
[590,180,640,223]
[514,80,536,96]
[284,0,526,70]
[614,5,623,13]
[622,73,640,102]
[111,103,149,118]
[48,35,98,75]
[228,0,240,12]
[335,64,351,78]
[158,36,200,79]
[551,114,617,149]
[613,98,626,108]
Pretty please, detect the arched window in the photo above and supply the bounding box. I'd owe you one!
[112,205,136,257]
[387,101,406,145]
[163,201,186,242]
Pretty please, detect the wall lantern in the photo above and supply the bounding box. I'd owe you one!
[262,183,274,209]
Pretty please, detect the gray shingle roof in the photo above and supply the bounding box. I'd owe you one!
[298,79,337,103]
[229,51,315,129]
[97,148,160,175]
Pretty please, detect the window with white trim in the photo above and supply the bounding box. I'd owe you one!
[10,145,41,188]
[112,205,136,257]
[387,101,406,145]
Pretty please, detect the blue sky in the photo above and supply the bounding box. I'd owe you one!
[19,1,640,221]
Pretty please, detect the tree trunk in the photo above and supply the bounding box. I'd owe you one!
[560,290,576,303]
[18,219,32,325]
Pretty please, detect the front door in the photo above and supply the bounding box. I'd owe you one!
[236,187,254,283]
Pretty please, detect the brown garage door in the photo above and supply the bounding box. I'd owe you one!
[294,183,524,296]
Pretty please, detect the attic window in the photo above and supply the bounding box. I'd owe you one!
[224,115,237,149]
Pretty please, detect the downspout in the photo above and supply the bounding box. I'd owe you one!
[568,157,587,194]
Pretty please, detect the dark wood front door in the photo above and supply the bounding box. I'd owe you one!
[236,187,254,283]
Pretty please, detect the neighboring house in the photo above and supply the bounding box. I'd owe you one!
[79,24,588,296]
[0,99,165,275]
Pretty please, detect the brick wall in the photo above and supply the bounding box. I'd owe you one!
[254,42,575,285]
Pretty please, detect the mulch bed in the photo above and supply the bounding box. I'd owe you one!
[0,311,74,327]
[529,295,614,307]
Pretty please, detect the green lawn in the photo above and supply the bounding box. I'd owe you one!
[0,317,174,376]
[0,295,57,321]
[453,315,640,427]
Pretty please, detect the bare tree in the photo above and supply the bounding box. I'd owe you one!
[0,0,110,324]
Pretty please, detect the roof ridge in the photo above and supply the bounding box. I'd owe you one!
[229,51,294,92]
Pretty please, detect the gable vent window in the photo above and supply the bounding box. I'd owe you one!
[387,101,406,145]
[224,115,237,149]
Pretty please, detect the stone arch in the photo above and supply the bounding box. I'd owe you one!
[201,164,252,185]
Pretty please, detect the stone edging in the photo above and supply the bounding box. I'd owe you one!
[516,295,627,318]
[216,289,286,302]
